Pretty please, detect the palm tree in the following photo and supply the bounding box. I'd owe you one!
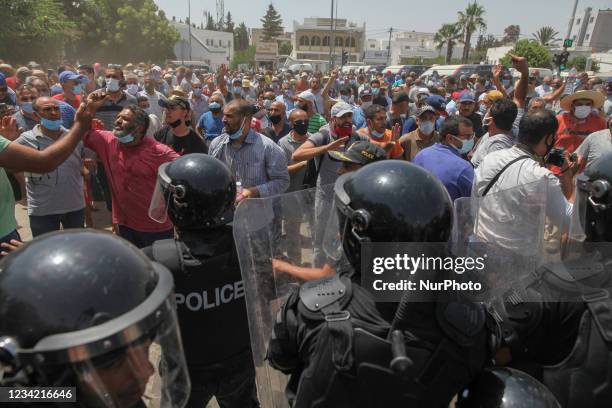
[434,23,462,64]
[532,26,560,46]
[457,2,487,63]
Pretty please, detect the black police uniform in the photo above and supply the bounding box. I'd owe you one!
[491,153,612,407]
[266,161,497,407]
[144,153,258,408]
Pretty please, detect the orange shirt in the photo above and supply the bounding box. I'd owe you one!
[551,111,606,175]
[358,128,404,159]
[52,93,81,109]
[555,112,606,154]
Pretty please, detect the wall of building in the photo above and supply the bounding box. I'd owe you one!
[291,18,365,63]
[569,8,612,52]
[172,23,233,70]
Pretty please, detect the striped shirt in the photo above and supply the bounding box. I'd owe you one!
[94,92,138,130]
[209,129,289,198]
[307,113,327,134]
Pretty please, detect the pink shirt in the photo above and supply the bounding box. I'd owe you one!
[84,130,179,232]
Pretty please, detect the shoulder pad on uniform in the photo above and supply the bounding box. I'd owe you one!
[299,275,348,313]
[436,301,486,347]
[152,239,184,273]
[541,256,608,293]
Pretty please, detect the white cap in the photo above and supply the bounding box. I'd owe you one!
[298,90,316,104]
[331,101,353,117]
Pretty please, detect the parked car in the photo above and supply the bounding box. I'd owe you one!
[288,63,314,74]
[422,64,509,79]
[384,65,430,76]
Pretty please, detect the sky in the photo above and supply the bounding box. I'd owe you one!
[153,0,611,40]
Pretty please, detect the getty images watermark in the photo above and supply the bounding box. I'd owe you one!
[360,242,533,302]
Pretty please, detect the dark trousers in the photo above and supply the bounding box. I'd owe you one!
[0,229,21,246]
[29,208,85,238]
[186,350,259,408]
[92,165,112,211]
[117,225,173,248]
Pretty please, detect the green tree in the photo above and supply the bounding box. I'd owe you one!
[0,0,74,64]
[234,22,249,51]
[434,23,462,64]
[457,2,487,63]
[225,11,235,33]
[532,26,560,46]
[65,0,179,63]
[231,45,255,69]
[502,25,520,44]
[500,39,551,68]
[260,3,283,42]
[567,56,600,72]
[279,42,293,56]
[205,11,216,30]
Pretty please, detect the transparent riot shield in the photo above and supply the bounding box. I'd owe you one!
[233,186,334,408]
[450,179,553,301]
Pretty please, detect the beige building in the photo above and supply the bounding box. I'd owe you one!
[291,18,365,63]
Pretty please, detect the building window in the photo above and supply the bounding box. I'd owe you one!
[576,18,580,25]
[299,35,310,46]
[369,44,375,48]
[589,16,594,23]
[323,36,330,46]
[585,33,590,40]
[345,37,355,48]
[228,40,232,48]
[335,36,343,47]
[311,36,321,46]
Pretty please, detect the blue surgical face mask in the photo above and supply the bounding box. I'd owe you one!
[193,88,202,97]
[20,102,34,114]
[117,133,135,144]
[73,84,83,94]
[370,128,385,139]
[209,102,221,110]
[40,117,62,131]
[479,104,488,114]
[372,87,380,95]
[452,136,474,154]
[233,88,243,97]
[228,118,246,140]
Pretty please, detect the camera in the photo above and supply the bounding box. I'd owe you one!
[545,147,577,167]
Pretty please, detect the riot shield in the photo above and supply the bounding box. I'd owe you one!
[233,185,335,408]
[450,179,553,301]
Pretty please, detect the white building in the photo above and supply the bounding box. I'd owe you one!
[291,18,366,64]
[172,22,233,70]
[568,8,612,52]
[486,46,514,65]
[365,31,463,65]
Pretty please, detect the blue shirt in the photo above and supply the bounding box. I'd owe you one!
[59,102,76,129]
[275,95,295,115]
[353,106,367,129]
[197,111,224,141]
[413,143,474,202]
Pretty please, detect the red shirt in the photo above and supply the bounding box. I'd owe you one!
[552,111,606,175]
[83,130,179,232]
[5,77,16,90]
[52,93,81,109]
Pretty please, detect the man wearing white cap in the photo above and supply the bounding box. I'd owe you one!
[293,101,367,266]
[295,90,327,134]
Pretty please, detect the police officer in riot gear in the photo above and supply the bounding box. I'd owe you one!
[266,160,496,407]
[146,153,258,408]
[489,152,612,407]
[0,229,190,408]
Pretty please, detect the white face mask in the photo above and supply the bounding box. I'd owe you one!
[126,84,139,95]
[574,105,591,119]
[418,120,435,135]
[106,78,120,92]
[361,101,372,109]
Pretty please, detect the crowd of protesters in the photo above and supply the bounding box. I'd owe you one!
[0,57,610,254]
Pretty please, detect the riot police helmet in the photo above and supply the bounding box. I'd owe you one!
[0,230,190,407]
[149,153,236,230]
[456,367,561,408]
[333,160,453,267]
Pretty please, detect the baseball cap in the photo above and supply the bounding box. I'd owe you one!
[328,140,387,165]
[242,79,251,88]
[297,90,316,104]
[458,91,475,103]
[416,105,437,117]
[426,95,446,112]
[158,95,190,110]
[59,71,87,84]
[359,87,373,98]
[486,90,504,101]
[331,101,353,118]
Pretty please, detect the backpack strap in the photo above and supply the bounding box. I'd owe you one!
[482,155,530,197]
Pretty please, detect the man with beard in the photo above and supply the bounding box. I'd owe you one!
[154,95,207,155]
[82,91,179,248]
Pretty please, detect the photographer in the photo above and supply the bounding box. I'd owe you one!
[473,110,583,249]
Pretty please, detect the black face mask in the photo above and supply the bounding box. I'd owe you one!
[268,114,282,125]
[169,118,182,128]
[292,120,309,135]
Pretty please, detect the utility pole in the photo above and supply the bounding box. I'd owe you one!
[188,0,192,61]
[387,27,393,66]
[329,0,334,67]
[348,29,353,64]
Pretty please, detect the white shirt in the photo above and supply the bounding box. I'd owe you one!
[472,145,572,256]
[138,90,164,120]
